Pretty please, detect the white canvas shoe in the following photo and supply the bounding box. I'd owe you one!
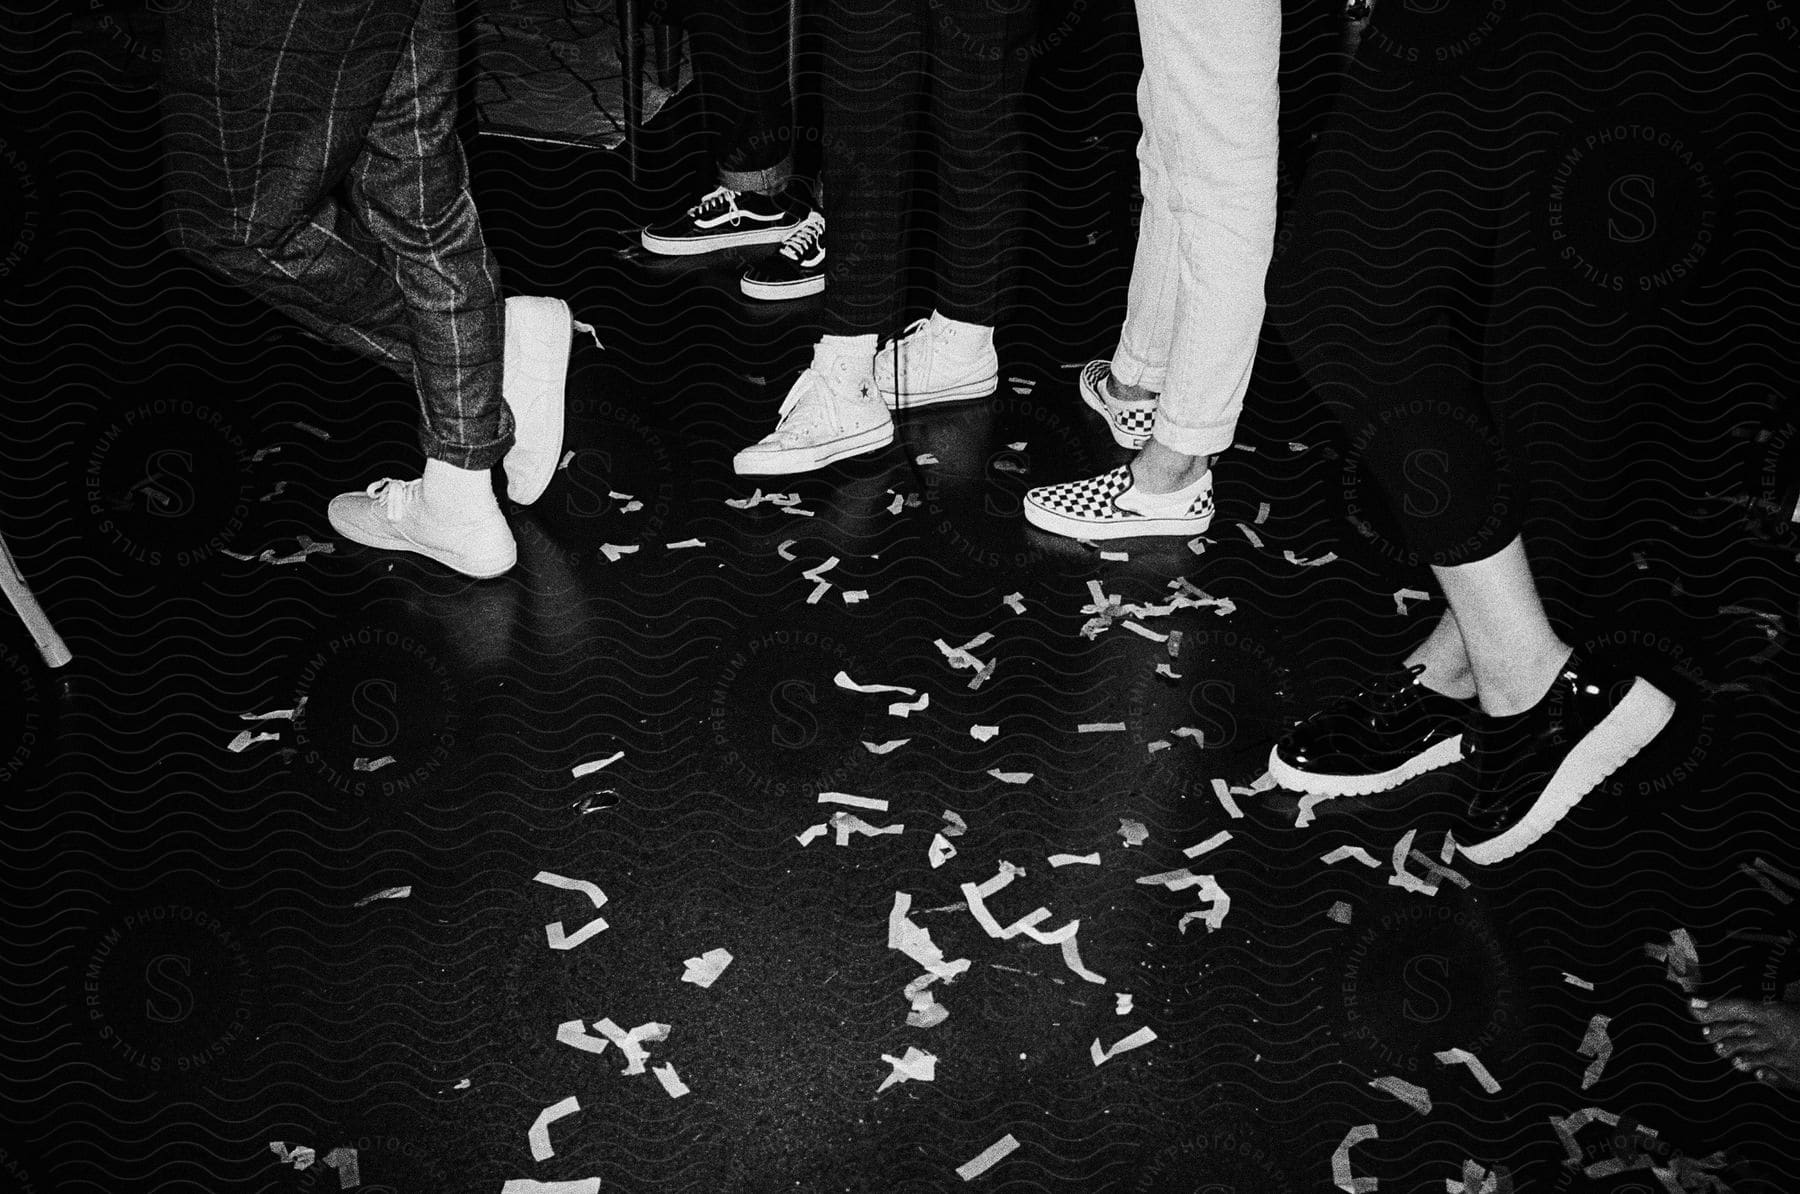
[733,353,895,476]
[873,311,999,410]
[327,477,517,578]
[500,295,574,506]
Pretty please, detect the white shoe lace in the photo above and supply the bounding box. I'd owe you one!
[688,185,743,221]
[778,211,826,260]
[365,477,420,521]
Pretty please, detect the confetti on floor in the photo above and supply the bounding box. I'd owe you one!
[956,1134,1019,1182]
[571,751,623,777]
[680,948,733,988]
[353,885,412,906]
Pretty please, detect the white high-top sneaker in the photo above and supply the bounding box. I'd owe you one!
[873,311,999,411]
[500,295,575,505]
[733,348,895,475]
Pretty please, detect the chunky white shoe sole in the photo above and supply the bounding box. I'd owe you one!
[1267,734,1467,799]
[326,493,517,579]
[732,422,895,476]
[640,224,799,255]
[1021,505,1213,540]
[501,295,572,506]
[1458,678,1677,866]
[878,374,998,411]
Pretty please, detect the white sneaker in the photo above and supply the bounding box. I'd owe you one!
[501,295,574,506]
[1022,465,1215,541]
[873,311,998,410]
[327,477,517,578]
[1077,359,1157,450]
[733,354,894,476]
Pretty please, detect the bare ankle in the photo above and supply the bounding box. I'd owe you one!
[1107,372,1157,404]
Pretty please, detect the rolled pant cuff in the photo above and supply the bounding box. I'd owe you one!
[1150,420,1234,460]
[422,430,513,473]
[719,159,793,198]
[1109,345,1167,393]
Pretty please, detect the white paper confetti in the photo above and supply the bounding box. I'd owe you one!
[835,671,917,696]
[1562,973,1595,991]
[888,692,930,717]
[652,1063,690,1098]
[527,1096,580,1161]
[592,1019,669,1076]
[1369,1074,1432,1115]
[1393,587,1432,615]
[797,823,829,846]
[1237,523,1264,548]
[987,769,1032,784]
[1388,829,1439,896]
[555,1019,610,1056]
[227,729,280,753]
[681,948,734,988]
[1049,852,1101,867]
[1177,876,1231,933]
[1322,845,1383,868]
[862,739,910,754]
[970,724,999,741]
[599,543,639,562]
[843,590,868,603]
[1331,1123,1378,1193]
[956,1134,1019,1182]
[929,833,957,868]
[1295,793,1332,827]
[1116,993,1133,1015]
[534,871,609,950]
[888,892,973,983]
[501,1179,600,1194]
[571,751,623,777]
[940,810,968,837]
[1328,900,1354,924]
[1183,830,1232,859]
[1002,593,1026,615]
[353,755,395,772]
[777,539,799,560]
[269,1142,316,1170]
[1079,722,1126,733]
[1434,1047,1502,1093]
[666,538,705,549]
[831,810,904,844]
[1254,501,1270,525]
[1118,818,1148,847]
[915,453,939,465]
[877,1045,937,1093]
[1210,777,1244,819]
[354,885,412,906]
[1090,1026,1157,1066]
[1578,1014,1613,1090]
[820,791,890,811]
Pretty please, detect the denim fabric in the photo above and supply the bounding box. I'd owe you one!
[815,0,1037,336]
[1115,0,1281,460]
[160,0,511,470]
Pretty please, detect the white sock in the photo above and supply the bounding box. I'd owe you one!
[813,333,877,376]
[422,457,501,521]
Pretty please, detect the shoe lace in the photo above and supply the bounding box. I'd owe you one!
[688,185,742,219]
[778,211,825,259]
[365,477,419,521]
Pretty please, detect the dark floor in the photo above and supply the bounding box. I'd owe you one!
[5,1,1800,1192]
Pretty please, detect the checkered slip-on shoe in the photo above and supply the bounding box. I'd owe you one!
[1077,359,1157,450]
[1022,465,1215,541]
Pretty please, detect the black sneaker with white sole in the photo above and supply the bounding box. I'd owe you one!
[641,185,806,256]
[1268,665,1476,798]
[741,211,825,300]
[1456,649,1676,866]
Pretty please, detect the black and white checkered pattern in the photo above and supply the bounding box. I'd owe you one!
[1025,466,1215,528]
[1078,360,1157,449]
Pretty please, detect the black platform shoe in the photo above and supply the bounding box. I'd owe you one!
[1268,665,1477,797]
[1457,650,1676,866]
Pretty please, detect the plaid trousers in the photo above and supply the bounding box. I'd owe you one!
[160,0,511,470]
